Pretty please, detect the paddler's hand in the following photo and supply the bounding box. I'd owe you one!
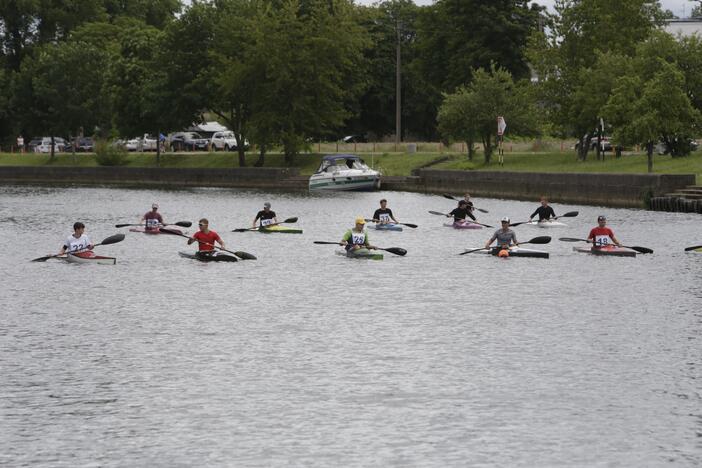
[340,240,347,246]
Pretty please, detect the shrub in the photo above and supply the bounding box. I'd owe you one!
[95,140,127,166]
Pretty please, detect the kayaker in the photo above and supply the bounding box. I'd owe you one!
[529,197,556,223]
[448,200,477,222]
[372,199,398,225]
[463,193,476,215]
[141,203,164,232]
[188,218,226,252]
[587,215,622,247]
[340,217,376,252]
[59,222,93,255]
[485,217,519,251]
[252,202,278,228]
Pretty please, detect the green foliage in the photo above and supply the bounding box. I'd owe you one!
[94,139,127,166]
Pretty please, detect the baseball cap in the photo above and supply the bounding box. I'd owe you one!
[458,200,467,205]
[152,203,159,209]
[501,217,510,223]
[264,202,271,208]
[597,215,606,221]
[355,217,366,225]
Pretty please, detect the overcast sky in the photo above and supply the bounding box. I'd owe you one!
[354,1,698,18]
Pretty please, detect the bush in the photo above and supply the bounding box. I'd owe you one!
[95,140,127,166]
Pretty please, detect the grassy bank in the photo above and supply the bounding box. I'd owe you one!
[0,148,699,180]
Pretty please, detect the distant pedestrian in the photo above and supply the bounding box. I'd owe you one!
[16,136,24,153]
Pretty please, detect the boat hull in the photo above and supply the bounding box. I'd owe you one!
[336,248,383,260]
[464,247,549,258]
[373,223,403,231]
[65,252,116,265]
[525,220,567,228]
[179,251,238,262]
[573,246,637,257]
[444,221,482,230]
[309,175,380,191]
[259,225,303,234]
[130,226,184,235]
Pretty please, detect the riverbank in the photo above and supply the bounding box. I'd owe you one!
[1,149,700,179]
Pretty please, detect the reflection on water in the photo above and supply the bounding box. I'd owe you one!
[0,185,700,467]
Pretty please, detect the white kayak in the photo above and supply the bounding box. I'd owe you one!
[525,220,567,228]
[65,251,116,265]
[465,246,549,259]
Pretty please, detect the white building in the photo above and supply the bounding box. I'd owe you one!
[664,18,702,37]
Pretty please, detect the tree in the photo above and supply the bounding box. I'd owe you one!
[437,65,540,164]
[691,1,702,17]
[604,60,701,172]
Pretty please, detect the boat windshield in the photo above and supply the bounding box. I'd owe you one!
[317,157,368,173]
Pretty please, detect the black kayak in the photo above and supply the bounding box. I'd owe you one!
[178,251,238,262]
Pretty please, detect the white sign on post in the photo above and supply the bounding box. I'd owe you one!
[497,116,507,136]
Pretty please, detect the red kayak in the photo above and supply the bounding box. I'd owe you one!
[129,226,184,235]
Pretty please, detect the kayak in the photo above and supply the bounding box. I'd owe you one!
[179,251,238,262]
[130,226,184,235]
[373,223,403,232]
[444,221,482,230]
[259,225,303,234]
[572,246,637,257]
[336,248,383,260]
[480,246,549,259]
[525,220,567,228]
[65,251,116,265]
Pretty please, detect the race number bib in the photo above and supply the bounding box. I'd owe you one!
[379,213,391,223]
[261,219,274,227]
[351,232,366,245]
[594,235,611,246]
[145,218,160,229]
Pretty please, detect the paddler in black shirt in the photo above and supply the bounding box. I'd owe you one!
[448,200,477,222]
[447,200,476,222]
[529,197,557,223]
[372,199,398,225]
[252,202,278,228]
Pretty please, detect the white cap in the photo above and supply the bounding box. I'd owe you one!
[501,217,510,223]
[152,203,159,209]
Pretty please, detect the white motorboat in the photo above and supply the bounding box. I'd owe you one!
[309,154,381,191]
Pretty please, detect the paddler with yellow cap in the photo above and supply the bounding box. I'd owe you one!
[340,217,377,252]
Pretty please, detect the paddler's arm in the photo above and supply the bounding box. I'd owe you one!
[215,234,225,249]
[610,234,622,247]
[485,234,497,249]
[340,231,351,246]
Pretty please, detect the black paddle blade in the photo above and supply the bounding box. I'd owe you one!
[558,237,587,242]
[476,207,489,214]
[283,217,298,223]
[402,223,418,228]
[527,236,552,244]
[628,246,653,254]
[428,210,447,216]
[442,193,458,200]
[231,228,252,232]
[100,233,126,245]
[383,247,407,256]
[234,251,257,260]
[31,255,54,262]
[684,245,702,252]
[115,223,136,228]
[174,221,192,227]
[561,211,579,218]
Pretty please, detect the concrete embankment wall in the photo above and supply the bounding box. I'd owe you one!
[0,166,300,189]
[382,170,697,208]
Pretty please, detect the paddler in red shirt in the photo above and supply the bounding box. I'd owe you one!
[141,203,164,232]
[587,215,622,247]
[188,218,226,252]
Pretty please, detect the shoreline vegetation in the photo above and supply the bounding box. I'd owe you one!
[1,146,699,181]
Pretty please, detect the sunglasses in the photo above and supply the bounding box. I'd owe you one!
[199,223,207,227]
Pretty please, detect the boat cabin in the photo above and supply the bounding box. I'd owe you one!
[315,155,370,173]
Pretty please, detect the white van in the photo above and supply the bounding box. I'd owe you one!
[210,131,247,151]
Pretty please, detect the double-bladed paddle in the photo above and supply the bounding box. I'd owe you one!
[684,244,702,252]
[313,241,407,256]
[232,217,299,232]
[160,228,256,260]
[558,237,653,254]
[509,211,579,227]
[442,194,489,213]
[428,210,493,228]
[32,233,126,262]
[364,219,418,228]
[459,235,552,255]
[115,221,192,228]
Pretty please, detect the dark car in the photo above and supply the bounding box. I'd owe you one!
[71,137,95,152]
[169,132,209,152]
[656,138,699,156]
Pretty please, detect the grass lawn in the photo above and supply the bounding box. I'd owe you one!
[0,148,699,180]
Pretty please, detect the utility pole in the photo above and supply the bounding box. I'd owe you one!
[395,19,401,146]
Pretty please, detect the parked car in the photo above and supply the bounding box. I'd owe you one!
[27,139,43,152]
[124,138,141,152]
[34,137,66,153]
[141,134,158,151]
[210,131,248,151]
[655,138,699,155]
[70,137,94,152]
[169,132,209,151]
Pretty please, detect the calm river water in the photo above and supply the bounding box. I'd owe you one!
[1,185,700,467]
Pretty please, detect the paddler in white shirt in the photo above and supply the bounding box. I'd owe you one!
[340,217,377,252]
[59,222,93,255]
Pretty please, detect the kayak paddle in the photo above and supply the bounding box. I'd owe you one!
[684,244,702,251]
[232,217,298,232]
[313,241,407,256]
[160,227,257,259]
[558,237,653,254]
[428,210,493,228]
[32,233,126,262]
[442,193,489,213]
[459,235,551,255]
[509,211,579,227]
[115,221,192,228]
[364,219,418,228]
